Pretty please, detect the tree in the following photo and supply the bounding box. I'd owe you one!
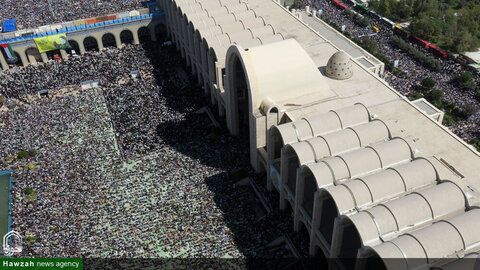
[26,163,36,171]
[289,1,305,10]
[396,0,414,20]
[369,0,380,10]
[353,14,371,28]
[462,80,477,91]
[460,103,478,119]
[28,149,37,157]
[424,89,444,107]
[471,138,480,152]
[421,77,436,91]
[25,187,34,195]
[411,14,436,40]
[453,30,474,52]
[25,187,37,202]
[408,92,424,100]
[26,236,38,244]
[454,71,476,91]
[458,71,473,83]
[378,0,393,17]
[17,150,27,159]
[360,37,378,54]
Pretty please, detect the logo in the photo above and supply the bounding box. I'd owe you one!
[270,165,281,189]
[53,36,69,49]
[3,231,23,256]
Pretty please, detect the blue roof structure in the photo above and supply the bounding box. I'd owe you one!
[2,19,17,33]
[0,12,164,43]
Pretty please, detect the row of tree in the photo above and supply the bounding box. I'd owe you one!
[453,71,477,91]
[415,76,479,125]
[368,0,480,53]
[321,17,401,75]
[389,36,442,71]
[345,10,371,28]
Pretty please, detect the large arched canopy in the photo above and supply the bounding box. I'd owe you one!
[225,39,336,135]
[225,39,335,115]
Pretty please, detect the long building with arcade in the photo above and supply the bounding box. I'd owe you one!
[1,0,479,268]
[157,0,480,269]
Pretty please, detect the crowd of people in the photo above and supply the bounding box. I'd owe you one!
[304,0,479,142]
[0,0,144,30]
[0,43,310,259]
[1,0,479,262]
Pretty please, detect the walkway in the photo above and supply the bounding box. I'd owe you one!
[0,170,13,248]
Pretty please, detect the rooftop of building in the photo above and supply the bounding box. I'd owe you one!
[228,0,480,207]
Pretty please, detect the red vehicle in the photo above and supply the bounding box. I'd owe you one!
[53,54,61,61]
[331,0,349,10]
[412,35,430,48]
[428,44,448,58]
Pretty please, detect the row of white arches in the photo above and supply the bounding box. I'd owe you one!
[265,103,479,269]
[2,25,166,68]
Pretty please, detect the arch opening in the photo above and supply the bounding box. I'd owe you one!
[312,244,328,266]
[298,222,312,253]
[360,252,387,270]
[12,52,23,66]
[231,54,249,136]
[138,27,151,43]
[0,47,10,67]
[46,49,62,61]
[208,48,217,88]
[284,148,300,197]
[301,169,317,219]
[318,196,338,246]
[102,33,117,48]
[269,127,283,160]
[66,40,80,55]
[25,47,42,64]
[120,30,134,45]
[335,218,363,269]
[83,36,99,52]
[284,200,293,213]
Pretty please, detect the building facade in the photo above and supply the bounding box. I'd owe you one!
[159,0,480,269]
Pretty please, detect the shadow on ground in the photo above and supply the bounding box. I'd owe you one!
[138,39,325,269]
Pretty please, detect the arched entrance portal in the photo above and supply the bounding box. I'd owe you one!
[1,49,22,67]
[12,52,23,66]
[102,33,117,48]
[83,36,99,52]
[138,27,151,43]
[46,49,62,61]
[25,47,42,63]
[66,40,80,55]
[120,30,134,45]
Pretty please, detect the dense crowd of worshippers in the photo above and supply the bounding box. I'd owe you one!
[0,0,145,30]
[0,43,311,259]
[304,0,479,143]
